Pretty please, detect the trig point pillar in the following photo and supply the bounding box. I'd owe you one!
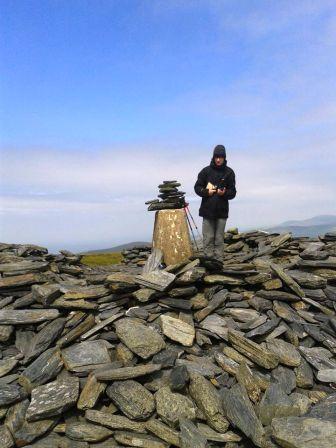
[152,209,193,265]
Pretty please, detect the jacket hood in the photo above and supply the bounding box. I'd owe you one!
[213,144,226,158]
[211,144,227,170]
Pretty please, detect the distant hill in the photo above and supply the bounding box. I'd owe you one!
[81,241,151,254]
[279,215,336,227]
[264,214,336,237]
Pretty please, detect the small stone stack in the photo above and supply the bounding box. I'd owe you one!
[0,231,336,448]
[122,245,152,266]
[146,180,186,211]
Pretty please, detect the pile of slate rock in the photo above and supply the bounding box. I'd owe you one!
[146,181,186,211]
[121,246,152,267]
[0,230,336,448]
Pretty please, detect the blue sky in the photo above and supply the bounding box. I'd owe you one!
[1,1,336,252]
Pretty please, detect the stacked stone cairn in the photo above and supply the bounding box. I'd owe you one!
[0,230,336,448]
[121,246,152,267]
[146,181,186,211]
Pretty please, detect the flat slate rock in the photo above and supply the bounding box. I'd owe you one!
[221,383,265,448]
[94,363,162,381]
[20,433,80,448]
[307,393,336,421]
[115,318,165,359]
[0,383,27,406]
[61,285,110,300]
[19,347,63,392]
[133,287,158,303]
[179,419,208,448]
[287,270,327,289]
[272,365,297,394]
[31,283,61,305]
[106,272,136,285]
[169,286,198,297]
[317,369,336,383]
[0,260,48,273]
[77,374,106,410]
[65,422,113,442]
[114,431,168,448]
[245,317,280,338]
[155,385,197,427]
[170,365,189,391]
[145,419,180,446]
[52,297,98,310]
[0,426,14,448]
[257,384,302,426]
[135,270,176,291]
[272,416,336,448]
[23,317,66,364]
[85,409,146,433]
[273,300,306,324]
[0,358,18,378]
[80,313,125,341]
[106,380,155,420]
[228,329,279,369]
[176,357,222,378]
[0,273,44,290]
[11,416,58,446]
[258,289,299,302]
[61,340,111,371]
[194,289,228,322]
[0,309,60,324]
[236,362,262,403]
[294,358,314,389]
[177,267,205,284]
[298,258,336,268]
[153,348,179,368]
[197,423,241,443]
[57,314,96,348]
[0,325,14,342]
[5,398,30,435]
[299,346,336,370]
[26,376,79,421]
[203,274,244,286]
[189,373,229,433]
[266,338,301,367]
[270,263,305,298]
[160,314,195,346]
[199,314,229,340]
[159,297,193,310]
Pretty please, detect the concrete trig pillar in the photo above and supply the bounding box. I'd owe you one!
[152,209,193,265]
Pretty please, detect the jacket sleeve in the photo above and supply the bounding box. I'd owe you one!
[194,168,209,198]
[224,171,236,200]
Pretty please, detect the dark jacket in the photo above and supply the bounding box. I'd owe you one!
[194,158,236,219]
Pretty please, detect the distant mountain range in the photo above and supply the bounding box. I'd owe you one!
[264,214,336,237]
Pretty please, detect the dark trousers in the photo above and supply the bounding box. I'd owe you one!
[202,218,227,261]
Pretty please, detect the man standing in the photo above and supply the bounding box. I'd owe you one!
[194,145,236,262]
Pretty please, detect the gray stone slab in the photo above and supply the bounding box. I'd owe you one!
[115,318,165,359]
[0,309,60,324]
[61,340,111,371]
[272,416,336,448]
[26,376,79,421]
[107,380,155,420]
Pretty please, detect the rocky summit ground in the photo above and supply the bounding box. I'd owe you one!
[0,229,336,448]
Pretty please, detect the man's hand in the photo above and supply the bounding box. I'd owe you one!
[217,187,226,196]
[207,188,217,196]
